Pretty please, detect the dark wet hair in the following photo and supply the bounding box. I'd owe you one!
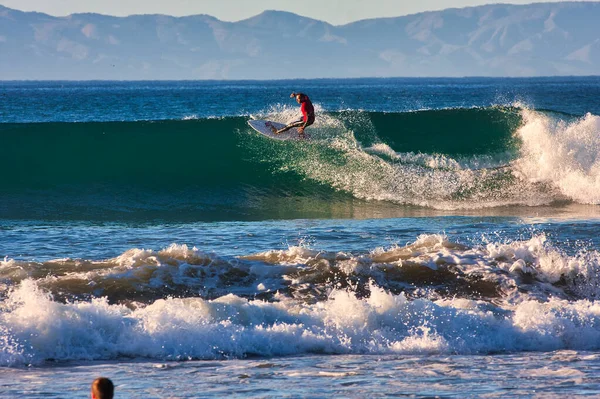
[91,377,114,399]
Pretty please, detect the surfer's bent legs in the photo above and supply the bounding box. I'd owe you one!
[274,117,314,135]
[274,119,304,134]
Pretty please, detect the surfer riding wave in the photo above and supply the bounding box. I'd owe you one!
[272,92,315,137]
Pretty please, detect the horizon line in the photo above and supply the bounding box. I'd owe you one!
[2,75,600,83]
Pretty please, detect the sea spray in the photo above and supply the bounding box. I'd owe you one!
[5,277,600,366]
[515,110,600,204]
[4,234,600,305]
[3,233,600,364]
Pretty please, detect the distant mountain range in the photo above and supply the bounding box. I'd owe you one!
[1,2,599,79]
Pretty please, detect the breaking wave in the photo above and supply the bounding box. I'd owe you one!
[1,105,598,220]
[3,233,600,366]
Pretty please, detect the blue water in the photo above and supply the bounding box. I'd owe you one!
[3,77,600,123]
[2,78,600,398]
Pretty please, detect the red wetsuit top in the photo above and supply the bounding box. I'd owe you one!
[300,96,315,124]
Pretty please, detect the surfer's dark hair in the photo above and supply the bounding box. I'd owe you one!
[91,377,114,399]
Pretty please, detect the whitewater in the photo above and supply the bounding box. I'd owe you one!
[2,77,600,398]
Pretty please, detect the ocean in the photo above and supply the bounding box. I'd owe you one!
[1,77,600,398]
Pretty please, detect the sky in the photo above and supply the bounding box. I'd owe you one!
[1,0,596,25]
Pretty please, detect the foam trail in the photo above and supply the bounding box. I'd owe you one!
[365,143,513,171]
[289,134,551,210]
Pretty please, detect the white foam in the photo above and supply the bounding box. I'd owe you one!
[515,110,600,204]
[4,235,599,304]
[253,105,600,209]
[276,114,552,210]
[365,144,511,172]
[485,233,600,297]
[4,269,600,367]
[0,244,293,302]
[3,235,600,366]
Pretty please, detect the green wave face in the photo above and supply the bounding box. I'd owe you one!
[2,118,251,187]
[344,107,522,155]
[0,108,532,220]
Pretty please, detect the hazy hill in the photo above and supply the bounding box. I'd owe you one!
[1,2,599,79]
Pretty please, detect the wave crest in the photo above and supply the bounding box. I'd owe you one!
[515,110,600,204]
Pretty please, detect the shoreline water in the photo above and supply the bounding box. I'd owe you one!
[3,352,600,398]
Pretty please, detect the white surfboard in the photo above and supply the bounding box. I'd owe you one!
[247,120,308,141]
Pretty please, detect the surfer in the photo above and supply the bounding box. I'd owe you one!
[272,92,315,136]
[91,377,114,399]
